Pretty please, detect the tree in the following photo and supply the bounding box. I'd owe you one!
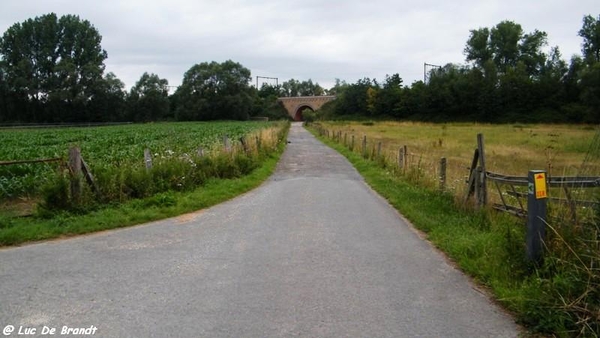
[490,21,524,73]
[175,60,253,120]
[327,79,348,96]
[0,61,9,121]
[374,73,403,117]
[579,63,600,122]
[279,78,324,97]
[298,79,324,96]
[251,84,289,120]
[0,13,107,122]
[519,30,548,76]
[465,28,492,68]
[127,72,169,121]
[579,14,600,65]
[280,79,299,97]
[333,78,375,116]
[464,21,547,76]
[536,47,568,112]
[88,72,127,121]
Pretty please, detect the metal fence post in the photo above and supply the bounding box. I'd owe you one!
[527,170,548,265]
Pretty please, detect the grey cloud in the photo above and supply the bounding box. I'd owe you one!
[1,0,598,90]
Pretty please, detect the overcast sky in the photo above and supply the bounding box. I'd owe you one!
[1,0,598,91]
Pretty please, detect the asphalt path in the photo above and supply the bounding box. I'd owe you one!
[0,122,518,337]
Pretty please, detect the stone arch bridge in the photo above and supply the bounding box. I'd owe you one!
[277,96,336,121]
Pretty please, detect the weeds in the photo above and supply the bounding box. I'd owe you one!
[36,123,288,215]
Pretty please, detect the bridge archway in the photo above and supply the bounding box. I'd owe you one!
[277,96,336,121]
[294,105,315,121]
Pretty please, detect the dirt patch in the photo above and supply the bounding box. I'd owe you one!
[1,198,38,217]
[176,209,206,224]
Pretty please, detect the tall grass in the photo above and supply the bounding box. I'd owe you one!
[310,122,600,337]
[320,121,598,202]
[38,123,288,215]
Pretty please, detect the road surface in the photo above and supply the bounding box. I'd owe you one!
[0,122,518,337]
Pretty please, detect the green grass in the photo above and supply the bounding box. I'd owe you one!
[0,129,287,247]
[310,126,599,337]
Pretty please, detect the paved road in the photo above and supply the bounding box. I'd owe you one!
[0,123,518,337]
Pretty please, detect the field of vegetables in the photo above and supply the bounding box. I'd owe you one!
[0,121,278,204]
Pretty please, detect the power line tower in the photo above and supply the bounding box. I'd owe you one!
[256,76,278,89]
[424,63,442,83]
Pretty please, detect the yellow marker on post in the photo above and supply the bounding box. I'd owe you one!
[527,170,547,264]
[534,173,547,199]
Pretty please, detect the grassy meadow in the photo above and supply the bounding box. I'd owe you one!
[321,121,597,176]
[320,121,599,218]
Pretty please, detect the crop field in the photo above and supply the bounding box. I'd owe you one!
[0,121,276,205]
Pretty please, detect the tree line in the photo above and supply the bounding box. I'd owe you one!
[0,13,300,123]
[1,13,598,124]
[319,15,600,123]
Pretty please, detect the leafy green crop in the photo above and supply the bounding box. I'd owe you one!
[0,121,274,200]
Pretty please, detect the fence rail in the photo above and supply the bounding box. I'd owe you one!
[0,158,63,166]
[0,122,133,129]
[486,171,600,188]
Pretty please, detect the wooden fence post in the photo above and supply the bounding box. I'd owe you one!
[362,136,367,158]
[439,157,447,191]
[398,147,403,169]
[477,133,487,206]
[240,137,250,154]
[197,147,205,157]
[351,135,355,151]
[344,133,347,146]
[224,135,231,152]
[377,142,382,158]
[474,166,481,205]
[465,149,480,203]
[144,149,153,170]
[398,145,408,172]
[80,156,99,197]
[69,147,82,204]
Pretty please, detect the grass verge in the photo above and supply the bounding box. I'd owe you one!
[0,137,286,247]
[310,126,600,337]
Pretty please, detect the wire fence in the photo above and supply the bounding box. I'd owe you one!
[311,123,600,225]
